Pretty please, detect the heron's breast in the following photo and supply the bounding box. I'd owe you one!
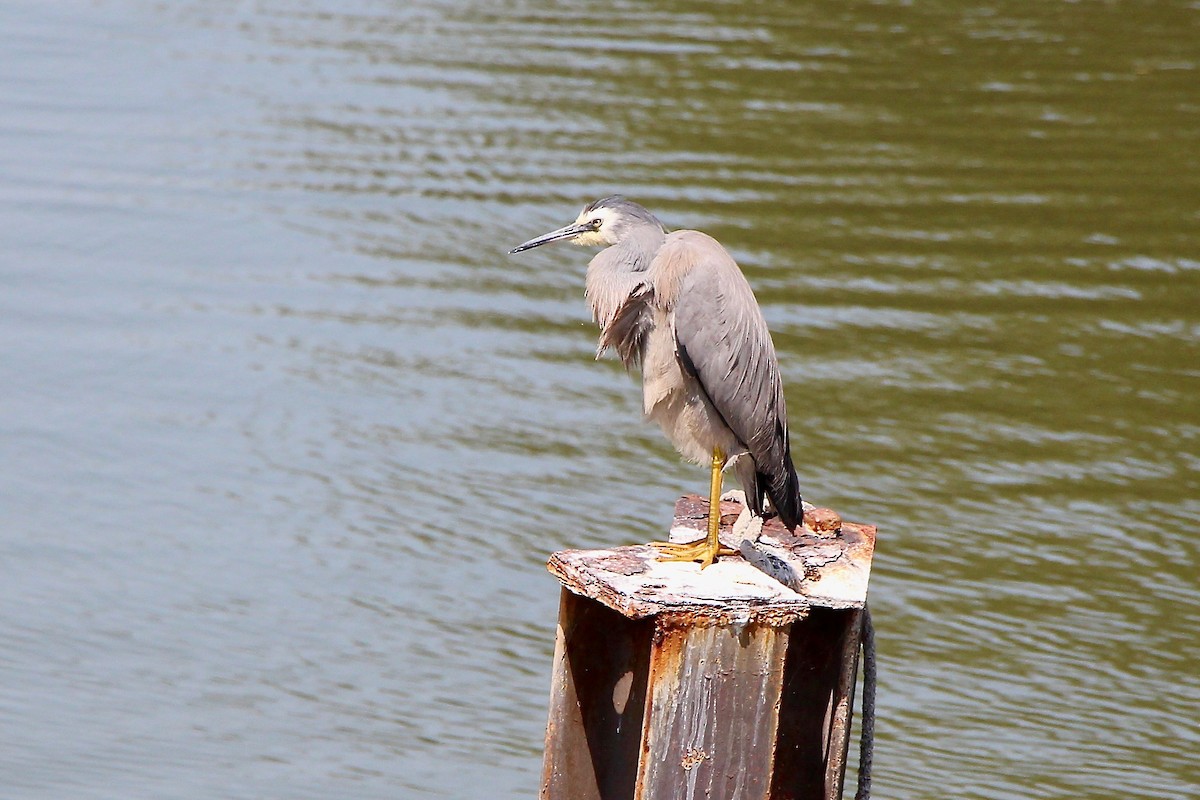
[639,312,682,415]
[638,312,743,464]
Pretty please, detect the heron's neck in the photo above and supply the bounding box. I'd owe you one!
[611,225,666,272]
[585,226,664,329]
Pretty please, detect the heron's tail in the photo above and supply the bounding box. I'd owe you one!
[736,455,802,531]
[764,455,802,531]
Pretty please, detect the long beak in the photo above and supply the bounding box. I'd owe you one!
[508,222,592,254]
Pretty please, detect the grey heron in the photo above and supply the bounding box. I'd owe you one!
[510,196,802,568]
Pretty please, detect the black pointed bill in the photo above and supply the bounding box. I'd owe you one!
[508,222,592,254]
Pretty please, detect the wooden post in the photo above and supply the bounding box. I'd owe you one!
[541,495,876,800]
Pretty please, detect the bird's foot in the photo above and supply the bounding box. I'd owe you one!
[648,537,737,570]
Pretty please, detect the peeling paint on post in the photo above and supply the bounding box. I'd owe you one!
[540,495,877,800]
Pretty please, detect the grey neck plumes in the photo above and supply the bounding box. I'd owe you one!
[614,224,667,272]
[584,224,666,330]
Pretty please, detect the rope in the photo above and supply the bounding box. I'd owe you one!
[855,604,876,800]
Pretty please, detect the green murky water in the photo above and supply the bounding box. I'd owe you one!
[2,1,1196,797]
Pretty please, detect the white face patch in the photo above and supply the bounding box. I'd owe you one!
[571,206,616,247]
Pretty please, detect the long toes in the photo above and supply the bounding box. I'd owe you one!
[648,541,703,558]
[658,553,702,564]
[650,545,703,560]
[646,539,735,568]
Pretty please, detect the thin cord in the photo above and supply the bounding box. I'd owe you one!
[855,604,876,800]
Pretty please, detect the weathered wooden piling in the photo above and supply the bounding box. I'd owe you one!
[541,495,876,800]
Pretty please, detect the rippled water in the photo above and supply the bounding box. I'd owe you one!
[1,1,1197,798]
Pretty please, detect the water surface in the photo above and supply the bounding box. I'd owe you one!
[1,1,1197,798]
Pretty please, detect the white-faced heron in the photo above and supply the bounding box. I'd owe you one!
[509,196,802,568]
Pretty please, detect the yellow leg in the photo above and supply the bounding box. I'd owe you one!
[649,447,737,569]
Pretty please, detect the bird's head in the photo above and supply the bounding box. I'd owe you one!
[509,196,664,254]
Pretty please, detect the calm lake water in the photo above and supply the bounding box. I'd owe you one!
[1,1,1197,798]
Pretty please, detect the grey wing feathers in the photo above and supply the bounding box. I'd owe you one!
[664,234,802,529]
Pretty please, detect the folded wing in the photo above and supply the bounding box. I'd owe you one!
[658,232,802,529]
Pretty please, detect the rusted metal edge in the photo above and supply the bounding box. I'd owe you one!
[824,608,864,800]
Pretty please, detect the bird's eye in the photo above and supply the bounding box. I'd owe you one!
[591,218,603,228]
